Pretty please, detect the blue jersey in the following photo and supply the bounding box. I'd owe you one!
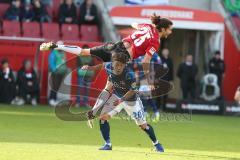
[105,62,137,101]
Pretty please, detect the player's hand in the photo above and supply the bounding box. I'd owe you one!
[149,84,155,90]
[87,110,95,120]
[40,42,57,51]
[99,114,111,121]
[113,99,122,106]
[81,65,90,70]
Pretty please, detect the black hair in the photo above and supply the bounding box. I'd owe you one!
[151,13,173,32]
[1,58,8,65]
[82,44,90,49]
[215,51,220,55]
[111,52,128,64]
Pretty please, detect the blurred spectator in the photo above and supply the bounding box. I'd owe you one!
[32,0,51,22]
[75,0,84,7]
[160,48,174,82]
[208,51,225,88]
[15,60,39,106]
[177,54,198,100]
[21,2,34,22]
[234,86,240,104]
[40,0,53,6]
[58,0,77,24]
[0,59,16,104]
[76,45,93,107]
[4,0,21,21]
[158,48,173,110]
[48,41,68,107]
[79,0,98,25]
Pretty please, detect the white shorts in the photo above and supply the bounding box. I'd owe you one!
[100,94,146,125]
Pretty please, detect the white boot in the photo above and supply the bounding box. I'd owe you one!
[31,98,37,106]
[16,98,25,106]
[49,99,57,107]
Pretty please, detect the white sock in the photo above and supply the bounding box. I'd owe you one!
[153,140,159,145]
[92,90,110,115]
[106,142,112,146]
[56,44,82,55]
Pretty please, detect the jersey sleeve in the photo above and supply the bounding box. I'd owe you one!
[104,62,113,82]
[145,40,159,57]
[104,62,112,75]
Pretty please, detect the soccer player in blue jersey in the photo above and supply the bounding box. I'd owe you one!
[90,51,164,152]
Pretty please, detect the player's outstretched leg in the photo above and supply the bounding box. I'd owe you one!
[140,123,164,152]
[40,42,88,56]
[99,120,112,150]
[86,89,111,128]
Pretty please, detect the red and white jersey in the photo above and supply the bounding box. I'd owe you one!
[123,23,160,59]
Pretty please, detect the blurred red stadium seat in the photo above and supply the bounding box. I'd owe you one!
[80,25,99,42]
[61,24,79,41]
[0,3,9,18]
[2,20,21,37]
[22,22,41,38]
[41,23,60,40]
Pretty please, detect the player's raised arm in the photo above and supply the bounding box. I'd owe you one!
[142,53,152,76]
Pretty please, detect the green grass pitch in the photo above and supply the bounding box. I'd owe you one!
[0,104,240,160]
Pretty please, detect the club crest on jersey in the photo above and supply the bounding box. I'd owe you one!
[131,82,137,90]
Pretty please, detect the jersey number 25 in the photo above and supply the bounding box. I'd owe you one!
[131,27,151,47]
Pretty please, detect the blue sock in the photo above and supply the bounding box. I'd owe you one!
[143,124,157,144]
[100,120,111,145]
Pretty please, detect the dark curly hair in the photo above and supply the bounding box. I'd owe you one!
[151,13,173,32]
[111,51,128,64]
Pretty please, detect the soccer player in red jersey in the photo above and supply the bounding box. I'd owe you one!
[40,14,173,74]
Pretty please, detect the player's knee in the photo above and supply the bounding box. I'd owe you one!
[139,123,148,130]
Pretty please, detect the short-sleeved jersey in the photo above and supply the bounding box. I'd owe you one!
[123,23,160,59]
[105,62,138,101]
